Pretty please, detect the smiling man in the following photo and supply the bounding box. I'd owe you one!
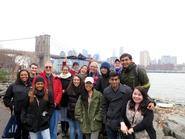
[119,53,150,93]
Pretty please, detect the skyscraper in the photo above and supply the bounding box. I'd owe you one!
[140,51,150,67]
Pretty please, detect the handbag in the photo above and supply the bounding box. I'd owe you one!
[2,112,17,138]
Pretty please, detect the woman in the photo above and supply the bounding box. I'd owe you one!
[95,62,111,93]
[3,69,31,139]
[75,77,102,139]
[21,76,54,139]
[120,86,156,139]
[78,65,88,81]
[66,75,84,139]
[59,65,72,136]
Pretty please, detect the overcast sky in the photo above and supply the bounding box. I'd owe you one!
[0,0,185,64]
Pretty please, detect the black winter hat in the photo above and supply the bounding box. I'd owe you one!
[100,62,111,69]
[34,76,45,84]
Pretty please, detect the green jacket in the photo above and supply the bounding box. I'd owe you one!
[75,89,102,133]
[120,63,150,91]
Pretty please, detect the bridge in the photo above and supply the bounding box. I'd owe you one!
[0,34,95,72]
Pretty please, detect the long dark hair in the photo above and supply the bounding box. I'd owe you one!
[15,69,30,85]
[129,86,148,114]
[66,74,84,95]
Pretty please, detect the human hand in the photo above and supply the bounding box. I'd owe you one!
[147,102,155,110]
[128,128,134,134]
[120,122,128,135]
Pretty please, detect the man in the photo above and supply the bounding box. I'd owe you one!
[39,61,63,139]
[102,71,132,138]
[69,62,79,76]
[29,63,39,83]
[102,71,154,139]
[120,53,150,93]
[113,58,122,75]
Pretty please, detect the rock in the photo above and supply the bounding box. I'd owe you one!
[162,136,176,139]
[163,114,185,139]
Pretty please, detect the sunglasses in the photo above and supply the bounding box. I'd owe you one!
[45,66,52,69]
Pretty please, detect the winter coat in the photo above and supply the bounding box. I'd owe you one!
[39,71,62,107]
[21,90,54,132]
[121,100,156,139]
[101,84,132,131]
[75,89,102,134]
[120,63,150,92]
[59,73,72,107]
[66,86,82,119]
[3,82,31,114]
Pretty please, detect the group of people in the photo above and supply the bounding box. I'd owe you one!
[3,53,156,139]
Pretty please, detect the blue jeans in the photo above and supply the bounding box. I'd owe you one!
[106,125,118,139]
[29,128,50,139]
[68,118,83,139]
[49,110,60,139]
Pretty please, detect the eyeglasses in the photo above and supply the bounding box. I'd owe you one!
[45,66,52,69]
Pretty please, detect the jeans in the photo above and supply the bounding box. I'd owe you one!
[15,114,29,139]
[68,118,83,139]
[29,128,50,139]
[106,125,118,139]
[84,131,99,139]
[49,110,60,139]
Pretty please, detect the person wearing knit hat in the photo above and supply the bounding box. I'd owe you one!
[34,76,45,84]
[95,62,111,93]
[100,62,111,70]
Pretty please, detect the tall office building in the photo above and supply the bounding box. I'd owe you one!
[140,51,150,67]
[160,56,177,65]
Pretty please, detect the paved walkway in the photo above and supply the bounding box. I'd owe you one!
[0,99,12,139]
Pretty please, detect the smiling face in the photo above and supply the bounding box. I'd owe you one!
[120,56,132,68]
[35,82,45,91]
[45,62,53,75]
[62,66,69,75]
[20,70,29,82]
[80,65,88,75]
[73,76,81,87]
[85,82,93,92]
[30,64,38,75]
[132,88,144,104]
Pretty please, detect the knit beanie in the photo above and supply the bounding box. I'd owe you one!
[100,62,111,69]
[34,76,45,84]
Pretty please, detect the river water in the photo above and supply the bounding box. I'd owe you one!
[148,73,185,105]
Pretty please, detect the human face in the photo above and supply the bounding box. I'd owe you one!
[120,56,132,68]
[45,63,53,74]
[132,88,143,104]
[80,66,88,75]
[85,82,93,92]
[109,76,120,89]
[73,76,81,87]
[62,66,69,75]
[89,63,98,73]
[114,61,121,68]
[100,67,108,75]
[35,82,44,91]
[20,71,29,82]
[30,65,38,75]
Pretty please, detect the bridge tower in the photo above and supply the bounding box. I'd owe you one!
[35,35,50,68]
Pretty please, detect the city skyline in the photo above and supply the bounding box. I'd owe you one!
[0,0,185,64]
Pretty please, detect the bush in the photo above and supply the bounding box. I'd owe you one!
[0,69,9,82]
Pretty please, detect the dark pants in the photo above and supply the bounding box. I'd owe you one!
[15,114,29,139]
[105,125,118,139]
